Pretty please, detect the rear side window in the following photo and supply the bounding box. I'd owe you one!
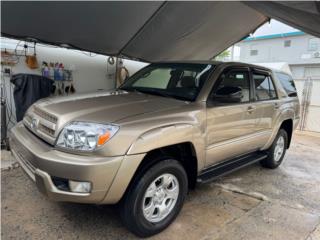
[253,73,277,101]
[275,72,297,97]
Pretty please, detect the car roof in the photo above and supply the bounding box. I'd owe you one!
[152,61,272,72]
[153,60,223,65]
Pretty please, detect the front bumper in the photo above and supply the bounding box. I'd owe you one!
[10,123,144,204]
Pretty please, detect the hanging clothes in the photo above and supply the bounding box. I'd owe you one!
[11,74,54,121]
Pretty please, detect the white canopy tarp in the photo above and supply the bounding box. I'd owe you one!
[244,1,320,40]
[254,62,292,75]
[1,1,320,62]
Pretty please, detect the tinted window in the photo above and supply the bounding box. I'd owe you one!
[275,72,297,97]
[132,68,170,89]
[212,70,250,103]
[253,74,277,101]
[121,64,214,101]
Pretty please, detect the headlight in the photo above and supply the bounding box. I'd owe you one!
[56,122,119,151]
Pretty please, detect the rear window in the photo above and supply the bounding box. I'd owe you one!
[275,72,297,97]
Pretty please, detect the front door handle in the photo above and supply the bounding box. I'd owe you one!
[247,106,256,113]
[274,103,280,109]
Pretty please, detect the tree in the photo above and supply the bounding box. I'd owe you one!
[212,50,230,61]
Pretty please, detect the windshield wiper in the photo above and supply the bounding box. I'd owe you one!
[139,89,189,101]
[119,87,145,94]
[143,90,173,98]
[119,87,189,101]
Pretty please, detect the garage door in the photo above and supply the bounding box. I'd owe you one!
[297,67,320,132]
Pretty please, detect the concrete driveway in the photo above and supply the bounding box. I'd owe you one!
[1,131,320,240]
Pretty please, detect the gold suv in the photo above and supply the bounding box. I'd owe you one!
[10,61,299,237]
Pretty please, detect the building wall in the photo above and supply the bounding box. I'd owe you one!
[1,38,147,93]
[290,66,305,79]
[2,42,113,93]
[237,33,320,65]
[1,38,147,129]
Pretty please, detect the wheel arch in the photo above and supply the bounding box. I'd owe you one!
[262,103,296,151]
[102,123,204,204]
[125,123,205,188]
[120,141,199,204]
[126,123,205,169]
[279,119,293,148]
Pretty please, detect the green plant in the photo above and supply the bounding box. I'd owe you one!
[213,50,230,60]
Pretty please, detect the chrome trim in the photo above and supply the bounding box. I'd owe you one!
[34,106,58,123]
[23,106,58,144]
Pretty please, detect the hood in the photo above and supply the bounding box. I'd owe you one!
[35,90,187,124]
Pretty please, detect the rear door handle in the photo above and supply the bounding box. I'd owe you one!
[247,106,256,113]
[274,103,280,109]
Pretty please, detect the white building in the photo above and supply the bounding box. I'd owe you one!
[237,31,320,78]
[236,31,320,132]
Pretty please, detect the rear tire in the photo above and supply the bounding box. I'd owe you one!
[261,129,288,169]
[120,159,188,237]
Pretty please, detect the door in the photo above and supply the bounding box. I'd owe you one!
[205,67,259,167]
[303,67,320,132]
[252,71,279,139]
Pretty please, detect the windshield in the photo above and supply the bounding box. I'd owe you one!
[120,63,214,101]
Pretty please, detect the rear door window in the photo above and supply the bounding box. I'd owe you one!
[253,73,277,101]
[275,72,297,97]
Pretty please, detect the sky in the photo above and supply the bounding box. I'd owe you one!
[252,19,299,37]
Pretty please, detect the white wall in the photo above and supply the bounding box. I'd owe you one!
[237,34,320,65]
[1,38,148,129]
[123,59,148,76]
[1,38,116,93]
[290,66,306,79]
[1,38,148,93]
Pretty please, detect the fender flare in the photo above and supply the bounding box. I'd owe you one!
[126,123,206,171]
[262,108,294,150]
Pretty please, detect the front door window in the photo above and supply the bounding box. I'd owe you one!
[209,69,251,104]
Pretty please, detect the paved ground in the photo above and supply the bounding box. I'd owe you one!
[1,131,320,240]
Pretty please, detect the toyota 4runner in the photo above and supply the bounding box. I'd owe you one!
[10,61,299,237]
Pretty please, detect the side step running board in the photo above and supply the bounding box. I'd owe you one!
[197,152,267,183]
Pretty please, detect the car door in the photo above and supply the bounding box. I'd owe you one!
[251,69,280,142]
[205,67,260,167]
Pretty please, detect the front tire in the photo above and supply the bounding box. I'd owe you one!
[261,129,288,169]
[120,159,188,237]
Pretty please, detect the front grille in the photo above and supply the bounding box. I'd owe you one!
[24,114,32,124]
[11,138,36,174]
[24,106,58,144]
[34,106,58,124]
[38,123,55,136]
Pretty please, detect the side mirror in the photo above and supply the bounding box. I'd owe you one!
[288,92,297,97]
[212,86,243,103]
